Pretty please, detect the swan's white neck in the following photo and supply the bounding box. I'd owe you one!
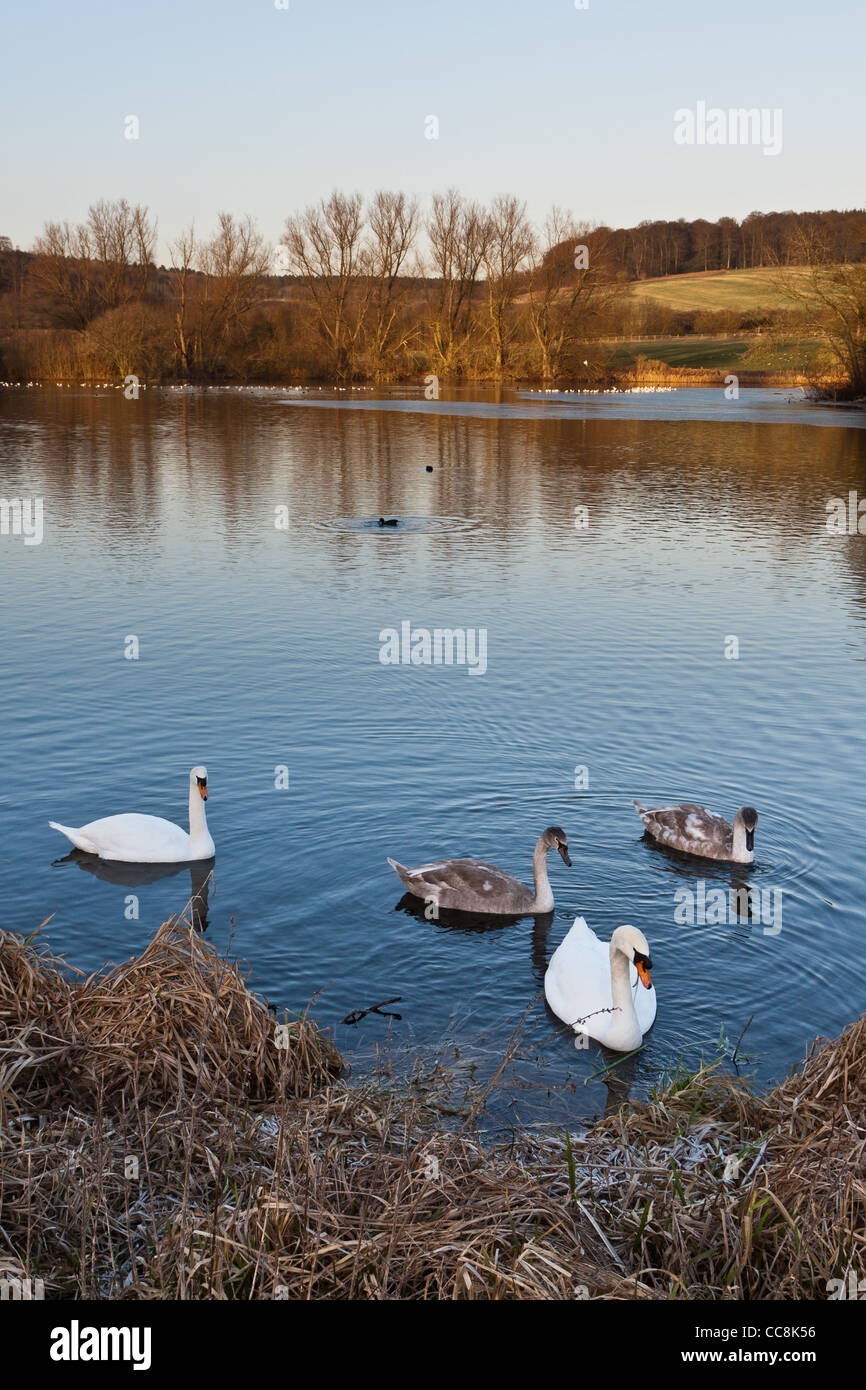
[608,941,641,1047]
[731,819,753,864]
[188,782,211,856]
[532,838,554,912]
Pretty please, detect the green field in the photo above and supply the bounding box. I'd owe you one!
[628,266,812,313]
[606,334,826,373]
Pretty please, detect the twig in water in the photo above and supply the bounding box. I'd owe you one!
[569,1005,619,1030]
[342,997,403,1026]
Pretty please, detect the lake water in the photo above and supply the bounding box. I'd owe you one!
[2,384,865,1128]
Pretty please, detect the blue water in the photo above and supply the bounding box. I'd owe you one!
[2,385,865,1126]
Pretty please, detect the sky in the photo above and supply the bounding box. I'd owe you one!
[1,0,863,263]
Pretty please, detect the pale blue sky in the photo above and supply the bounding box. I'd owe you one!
[1,0,863,260]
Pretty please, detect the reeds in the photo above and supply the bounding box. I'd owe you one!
[615,356,824,388]
[1,918,863,1299]
[0,918,340,1113]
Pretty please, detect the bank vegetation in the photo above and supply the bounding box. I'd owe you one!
[1,197,864,394]
[1,914,863,1300]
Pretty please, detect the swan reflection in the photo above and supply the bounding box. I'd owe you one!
[52,850,214,931]
[395,889,553,938]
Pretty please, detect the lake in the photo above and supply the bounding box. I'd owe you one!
[2,384,865,1129]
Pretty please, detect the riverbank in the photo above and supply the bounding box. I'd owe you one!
[0,366,849,392]
[1,916,862,1300]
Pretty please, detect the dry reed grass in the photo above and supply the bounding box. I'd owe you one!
[0,919,340,1114]
[0,917,863,1299]
[615,357,825,388]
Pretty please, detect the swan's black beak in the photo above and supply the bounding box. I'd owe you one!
[197,778,208,801]
[558,843,572,867]
[635,953,653,989]
[745,828,754,851]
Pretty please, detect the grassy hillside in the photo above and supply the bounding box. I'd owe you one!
[606,334,828,375]
[628,266,811,313]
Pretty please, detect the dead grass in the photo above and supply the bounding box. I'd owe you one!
[614,355,825,389]
[0,917,863,1299]
[0,919,340,1114]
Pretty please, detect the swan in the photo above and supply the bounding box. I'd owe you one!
[545,918,656,1051]
[49,766,214,863]
[633,800,758,864]
[387,826,571,914]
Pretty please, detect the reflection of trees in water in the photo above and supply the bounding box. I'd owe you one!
[18,391,866,577]
[31,392,163,557]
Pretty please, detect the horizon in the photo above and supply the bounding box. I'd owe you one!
[3,0,864,261]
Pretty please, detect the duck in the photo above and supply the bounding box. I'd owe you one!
[378,517,399,527]
[387,826,571,914]
[545,918,656,1051]
[633,799,758,864]
[49,766,215,864]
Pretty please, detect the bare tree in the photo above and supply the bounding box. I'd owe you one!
[525,209,613,381]
[32,199,156,327]
[484,195,534,373]
[776,225,866,396]
[366,190,419,375]
[718,216,739,271]
[424,190,492,371]
[198,213,269,371]
[281,191,371,380]
[31,220,96,326]
[168,225,197,377]
[86,199,156,306]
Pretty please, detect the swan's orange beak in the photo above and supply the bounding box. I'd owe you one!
[198,781,208,801]
[636,959,653,989]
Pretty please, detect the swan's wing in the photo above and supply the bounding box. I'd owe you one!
[390,856,527,907]
[545,918,610,1029]
[388,856,452,896]
[78,813,191,863]
[556,915,598,951]
[638,803,733,855]
[387,856,451,892]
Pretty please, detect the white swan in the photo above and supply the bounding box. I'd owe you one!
[545,918,656,1052]
[50,766,214,864]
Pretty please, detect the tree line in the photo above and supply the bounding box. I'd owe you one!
[0,195,864,388]
[601,209,866,280]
